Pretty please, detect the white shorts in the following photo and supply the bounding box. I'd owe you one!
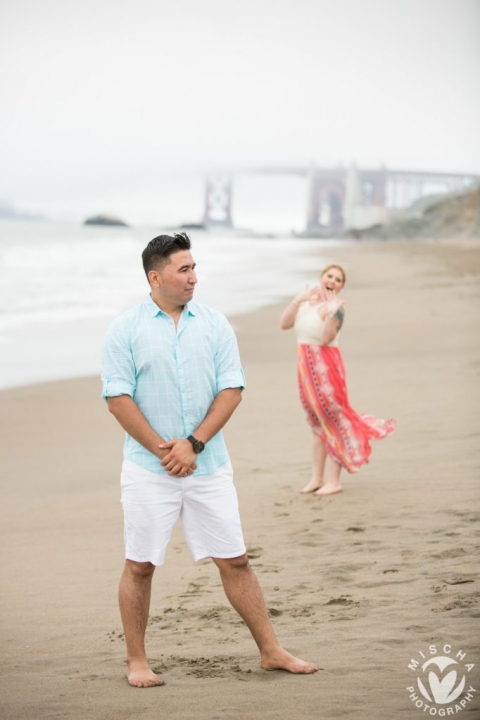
[120,459,246,566]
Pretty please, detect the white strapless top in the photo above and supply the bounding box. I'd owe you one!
[293,301,339,346]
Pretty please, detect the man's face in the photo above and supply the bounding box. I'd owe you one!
[151,250,197,306]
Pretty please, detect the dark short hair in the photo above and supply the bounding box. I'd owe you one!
[142,232,191,278]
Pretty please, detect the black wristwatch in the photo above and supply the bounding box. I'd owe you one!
[187,435,205,454]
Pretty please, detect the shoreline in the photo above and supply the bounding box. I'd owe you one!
[1,236,477,394]
[0,226,333,392]
[0,238,479,720]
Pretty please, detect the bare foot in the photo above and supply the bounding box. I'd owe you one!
[300,479,323,494]
[126,659,165,688]
[313,483,342,496]
[261,647,319,674]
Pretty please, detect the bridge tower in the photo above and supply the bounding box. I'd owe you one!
[306,166,345,234]
[202,175,233,228]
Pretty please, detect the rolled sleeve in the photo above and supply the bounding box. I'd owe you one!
[215,317,246,393]
[101,377,135,401]
[217,367,246,393]
[101,318,136,402]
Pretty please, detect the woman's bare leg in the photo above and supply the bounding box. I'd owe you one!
[314,458,342,495]
[300,431,327,493]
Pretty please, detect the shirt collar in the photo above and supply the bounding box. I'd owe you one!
[144,295,196,318]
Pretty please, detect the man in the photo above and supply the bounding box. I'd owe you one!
[101,232,318,687]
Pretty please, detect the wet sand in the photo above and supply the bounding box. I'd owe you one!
[0,239,479,719]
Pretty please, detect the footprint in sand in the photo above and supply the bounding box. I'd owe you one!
[247,547,263,559]
[258,565,281,574]
[179,576,212,597]
[441,596,479,613]
[431,548,468,559]
[430,589,480,615]
[268,607,283,617]
[324,595,357,606]
[446,510,480,523]
[355,578,414,588]
[443,575,475,585]
[106,631,124,643]
[199,606,231,621]
[164,654,253,679]
[291,606,315,618]
[406,625,430,632]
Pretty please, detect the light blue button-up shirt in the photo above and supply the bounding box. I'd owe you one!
[101,296,245,475]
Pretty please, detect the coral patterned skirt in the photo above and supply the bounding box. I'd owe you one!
[297,344,396,473]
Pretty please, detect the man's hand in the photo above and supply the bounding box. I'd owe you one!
[158,439,198,477]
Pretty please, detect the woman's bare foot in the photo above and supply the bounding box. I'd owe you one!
[126,659,165,688]
[300,479,323,494]
[261,647,319,674]
[313,483,342,496]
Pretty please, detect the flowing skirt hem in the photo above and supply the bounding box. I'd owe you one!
[297,344,396,474]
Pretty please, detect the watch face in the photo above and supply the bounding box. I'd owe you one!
[188,436,205,453]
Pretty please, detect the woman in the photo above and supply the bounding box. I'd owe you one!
[280,264,395,496]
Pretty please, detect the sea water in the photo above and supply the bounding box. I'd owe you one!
[0,220,341,389]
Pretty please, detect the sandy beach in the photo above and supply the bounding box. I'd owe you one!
[1,239,479,720]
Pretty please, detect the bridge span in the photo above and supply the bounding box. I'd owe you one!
[202,165,480,234]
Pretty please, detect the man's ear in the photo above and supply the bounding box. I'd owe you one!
[148,269,161,288]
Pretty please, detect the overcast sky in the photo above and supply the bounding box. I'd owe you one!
[0,0,479,222]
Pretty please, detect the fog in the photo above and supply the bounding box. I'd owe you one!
[0,0,479,223]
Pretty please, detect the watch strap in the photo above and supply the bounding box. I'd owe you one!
[187,435,205,453]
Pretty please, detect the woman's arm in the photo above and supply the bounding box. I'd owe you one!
[319,303,345,345]
[279,298,303,330]
[280,286,318,330]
